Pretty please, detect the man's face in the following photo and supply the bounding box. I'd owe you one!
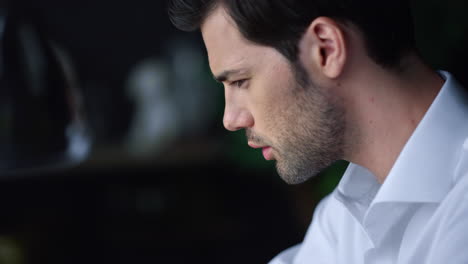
[201,7,345,184]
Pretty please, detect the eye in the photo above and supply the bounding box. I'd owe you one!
[230,79,247,88]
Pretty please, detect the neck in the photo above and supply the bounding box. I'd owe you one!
[342,56,444,183]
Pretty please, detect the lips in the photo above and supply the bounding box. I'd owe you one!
[262,147,273,160]
[248,142,274,160]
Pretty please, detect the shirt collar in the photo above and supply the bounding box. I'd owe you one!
[338,71,468,205]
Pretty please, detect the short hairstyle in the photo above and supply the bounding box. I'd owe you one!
[168,0,416,69]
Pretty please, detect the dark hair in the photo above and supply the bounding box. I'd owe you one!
[168,0,415,69]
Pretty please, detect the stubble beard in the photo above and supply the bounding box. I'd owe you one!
[274,64,346,185]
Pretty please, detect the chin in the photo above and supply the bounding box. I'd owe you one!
[276,163,314,185]
[276,158,328,185]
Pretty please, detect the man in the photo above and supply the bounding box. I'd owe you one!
[168,0,468,263]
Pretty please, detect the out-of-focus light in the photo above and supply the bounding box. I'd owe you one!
[0,10,91,175]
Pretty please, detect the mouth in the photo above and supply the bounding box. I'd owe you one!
[248,142,274,161]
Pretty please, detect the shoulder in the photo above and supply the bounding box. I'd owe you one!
[421,177,468,263]
[420,162,468,262]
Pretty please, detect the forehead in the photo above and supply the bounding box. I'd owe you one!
[200,7,279,75]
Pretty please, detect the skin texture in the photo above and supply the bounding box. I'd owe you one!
[202,5,444,184]
[202,7,345,184]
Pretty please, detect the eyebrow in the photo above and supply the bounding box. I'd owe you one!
[214,69,244,83]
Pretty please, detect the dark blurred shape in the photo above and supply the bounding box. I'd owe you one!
[0,8,90,174]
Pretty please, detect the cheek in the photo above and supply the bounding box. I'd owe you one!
[253,64,295,104]
[252,79,297,132]
[249,56,298,130]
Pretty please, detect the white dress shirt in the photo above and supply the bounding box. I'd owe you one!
[269,71,468,264]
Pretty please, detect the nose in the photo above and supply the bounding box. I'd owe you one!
[223,105,254,131]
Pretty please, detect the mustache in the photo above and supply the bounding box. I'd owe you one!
[246,129,265,144]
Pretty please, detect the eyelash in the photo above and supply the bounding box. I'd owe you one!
[230,79,247,88]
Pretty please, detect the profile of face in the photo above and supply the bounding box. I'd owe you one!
[201,7,345,184]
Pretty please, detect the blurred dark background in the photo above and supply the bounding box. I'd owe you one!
[0,0,467,263]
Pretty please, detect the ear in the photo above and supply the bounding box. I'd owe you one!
[299,17,347,79]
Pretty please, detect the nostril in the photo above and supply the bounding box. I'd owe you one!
[223,109,237,131]
[223,117,237,131]
[223,115,231,131]
[223,109,254,132]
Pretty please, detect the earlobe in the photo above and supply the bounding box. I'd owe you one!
[299,17,347,79]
